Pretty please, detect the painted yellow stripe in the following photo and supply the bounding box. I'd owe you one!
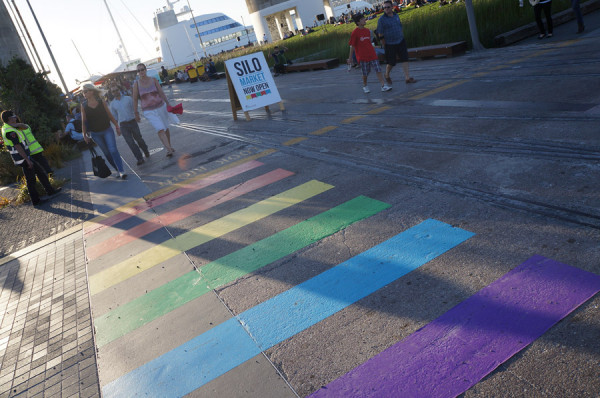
[310,126,337,136]
[342,115,365,124]
[410,80,469,100]
[83,149,276,229]
[283,137,308,146]
[508,49,553,64]
[88,180,334,295]
[471,71,489,78]
[557,39,580,48]
[366,106,392,115]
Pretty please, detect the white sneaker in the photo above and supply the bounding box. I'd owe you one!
[382,85,392,92]
[363,86,370,93]
[114,172,121,178]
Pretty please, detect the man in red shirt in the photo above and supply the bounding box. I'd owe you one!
[348,14,392,94]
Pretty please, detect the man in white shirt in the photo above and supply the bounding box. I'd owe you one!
[109,85,150,165]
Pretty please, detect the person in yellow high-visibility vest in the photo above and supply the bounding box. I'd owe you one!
[1,110,61,206]
[16,117,53,175]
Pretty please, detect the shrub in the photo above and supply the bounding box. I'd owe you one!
[0,58,66,136]
[1,58,81,188]
[0,149,21,185]
[14,174,65,205]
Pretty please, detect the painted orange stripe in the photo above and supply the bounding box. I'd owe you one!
[83,160,264,236]
[86,169,294,260]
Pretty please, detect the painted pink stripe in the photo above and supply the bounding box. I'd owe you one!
[86,169,294,260]
[84,160,264,236]
[311,255,600,398]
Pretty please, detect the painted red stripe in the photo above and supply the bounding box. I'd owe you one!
[86,169,294,260]
[83,160,264,236]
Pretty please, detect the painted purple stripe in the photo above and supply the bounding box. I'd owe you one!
[311,255,600,398]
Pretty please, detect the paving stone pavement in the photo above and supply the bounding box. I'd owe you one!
[0,156,94,258]
[0,156,100,397]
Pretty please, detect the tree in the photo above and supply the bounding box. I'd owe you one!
[0,57,66,142]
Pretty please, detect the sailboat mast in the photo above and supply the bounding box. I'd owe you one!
[103,0,130,61]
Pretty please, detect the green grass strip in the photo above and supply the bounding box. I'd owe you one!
[95,195,391,347]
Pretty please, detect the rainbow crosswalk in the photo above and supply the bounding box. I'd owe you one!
[84,160,600,398]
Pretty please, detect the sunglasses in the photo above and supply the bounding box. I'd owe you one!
[137,67,146,72]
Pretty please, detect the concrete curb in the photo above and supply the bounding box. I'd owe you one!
[0,224,83,267]
[494,0,600,46]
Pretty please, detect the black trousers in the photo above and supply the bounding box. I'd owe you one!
[534,2,553,34]
[120,120,148,161]
[31,152,53,174]
[21,159,54,204]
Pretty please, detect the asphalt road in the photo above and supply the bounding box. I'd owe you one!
[1,11,599,397]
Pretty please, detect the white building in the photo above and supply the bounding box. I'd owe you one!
[246,0,335,43]
[154,3,257,67]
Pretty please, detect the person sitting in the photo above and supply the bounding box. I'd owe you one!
[205,59,218,80]
[59,114,86,148]
[175,70,184,83]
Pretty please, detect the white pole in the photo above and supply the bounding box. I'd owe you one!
[186,0,207,58]
[464,0,485,51]
[103,0,130,61]
[72,40,91,77]
[24,0,69,93]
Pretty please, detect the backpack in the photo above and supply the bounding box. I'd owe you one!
[72,119,83,133]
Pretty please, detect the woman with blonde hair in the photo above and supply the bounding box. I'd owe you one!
[133,63,175,157]
[81,83,127,179]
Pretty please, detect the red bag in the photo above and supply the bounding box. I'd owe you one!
[167,103,183,114]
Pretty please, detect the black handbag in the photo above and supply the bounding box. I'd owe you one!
[90,146,112,178]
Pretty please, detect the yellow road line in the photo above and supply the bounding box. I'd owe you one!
[310,126,338,135]
[557,38,581,47]
[366,106,392,115]
[410,80,469,100]
[88,180,334,295]
[283,137,309,146]
[342,115,365,124]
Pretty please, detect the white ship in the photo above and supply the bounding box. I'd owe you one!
[154,0,257,67]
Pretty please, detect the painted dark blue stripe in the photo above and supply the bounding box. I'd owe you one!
[102,219,474,397]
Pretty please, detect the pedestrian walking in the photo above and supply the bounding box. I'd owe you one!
[109,85,150,166]
[376,0,416,86]
[80,83,128,179]
[161,66,171,87]
[571,0,585,33]
[269,46,289,76]
[1,110,61,206]
[133,63,176,157]
[348,13,391,93]
[531,0,553,39]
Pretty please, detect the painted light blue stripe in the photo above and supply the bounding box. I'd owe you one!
[103,219,474,398]
[241,219,474,349]
[103,318,260,398]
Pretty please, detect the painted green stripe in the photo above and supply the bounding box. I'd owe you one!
[89,180,333,296]
[94,196,390,347]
